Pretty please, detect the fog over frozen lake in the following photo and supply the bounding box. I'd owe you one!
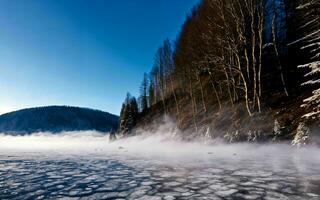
[0,131,320,200]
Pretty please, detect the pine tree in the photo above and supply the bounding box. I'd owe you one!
[296,0,320,120]
[139,73,149,112]
[292,122,310,146]
[148,75,155,106]
[118,93,139,136]
[119,103,126,132]
[129,97,138,127]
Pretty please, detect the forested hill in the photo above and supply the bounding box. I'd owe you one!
[0,106,119,135]
[118,0,320,145]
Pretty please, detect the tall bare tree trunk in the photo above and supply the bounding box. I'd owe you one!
[244,49,251,82]
[219,0,235,106]
[236,0,251,83]
[272,14,289,97]
[189,73,198,133]
[170,75,180,121]
[257,1,264,113]
[198,74,207,113]
[250,2,258,110]
[224,68,234,106]
[208,72,222,111]
[241,71,252,117]
[235,52,252,116]
[227,48,239,102]
[158,75,167,115]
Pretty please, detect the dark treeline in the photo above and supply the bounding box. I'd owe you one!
[0,106,119,134]
[118,0,319,144]
[118,93,139,136]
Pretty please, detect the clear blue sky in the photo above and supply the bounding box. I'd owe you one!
[0,0,199,115]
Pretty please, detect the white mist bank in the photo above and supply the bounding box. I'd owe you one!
[0,130,320,178]
[0,131,110,151]
[0,130,319,162]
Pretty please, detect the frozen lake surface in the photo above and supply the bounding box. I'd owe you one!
[0,133,320,199]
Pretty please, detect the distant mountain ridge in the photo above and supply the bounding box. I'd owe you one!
[0,106,119,135]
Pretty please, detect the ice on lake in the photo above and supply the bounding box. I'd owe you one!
[0,131,320,199]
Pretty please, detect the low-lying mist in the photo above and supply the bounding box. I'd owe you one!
[0,126,319,165]
[0,126,320,185]
[0,131,110,152]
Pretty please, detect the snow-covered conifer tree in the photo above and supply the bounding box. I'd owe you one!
[296,0,320,120]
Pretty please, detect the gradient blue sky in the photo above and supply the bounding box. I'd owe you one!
[0,0,199,115]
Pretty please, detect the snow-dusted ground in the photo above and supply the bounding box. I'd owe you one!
[0,132,320,199]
